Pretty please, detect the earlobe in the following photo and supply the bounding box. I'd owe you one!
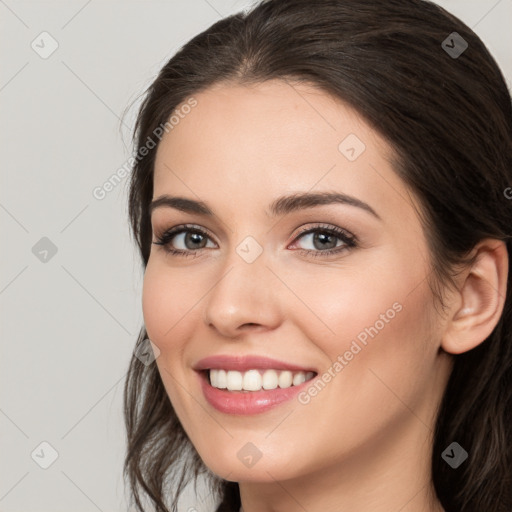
[441,239,509,355]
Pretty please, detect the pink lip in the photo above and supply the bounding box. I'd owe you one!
[193,354,318,415]
[196,370,316,415]
[193,354,316,373]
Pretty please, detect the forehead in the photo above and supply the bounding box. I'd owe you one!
[155,79,381,168]
[152,80,414,221]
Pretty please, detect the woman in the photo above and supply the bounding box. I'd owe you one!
[123,1,512,511]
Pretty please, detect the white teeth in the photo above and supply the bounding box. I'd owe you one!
[209,369,315,391]
[226,370,243,391]
[210,369,218,387]
[243,370,262,391]
[292,371,306,386]
[278,370,293,389]
[262,369,278,390]
[216,369,227,389]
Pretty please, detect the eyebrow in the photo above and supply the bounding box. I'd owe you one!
[149,191,381,220]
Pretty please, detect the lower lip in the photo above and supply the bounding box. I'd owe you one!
[198,370,315,415]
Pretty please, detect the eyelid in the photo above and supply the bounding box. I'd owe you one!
[292,223,356,241]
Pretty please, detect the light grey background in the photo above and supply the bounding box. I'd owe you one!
[1,1,510,511]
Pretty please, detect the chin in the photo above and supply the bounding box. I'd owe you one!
[199,449,308,483]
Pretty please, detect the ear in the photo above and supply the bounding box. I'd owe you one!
[441,239,509,355]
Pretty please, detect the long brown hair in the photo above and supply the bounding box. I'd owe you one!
[123,1,512,510]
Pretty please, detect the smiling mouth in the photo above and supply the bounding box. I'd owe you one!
[204,368,317,392]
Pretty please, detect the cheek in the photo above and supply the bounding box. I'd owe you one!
[289,251,434,394]
[316,275,434,428]
[142,260,198,344]
[280,280,434,467]
[285,263,412,355]
[141,261,195,411]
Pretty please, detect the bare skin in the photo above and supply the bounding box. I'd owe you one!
[142,79,508,512]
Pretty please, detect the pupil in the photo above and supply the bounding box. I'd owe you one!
[188,232,204,248]
[315,233,335,250]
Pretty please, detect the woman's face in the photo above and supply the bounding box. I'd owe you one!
[143,80,452,484]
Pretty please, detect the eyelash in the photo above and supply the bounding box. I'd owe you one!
[152,223,357,259]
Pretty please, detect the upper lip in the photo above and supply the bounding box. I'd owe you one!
[193,354,317,373]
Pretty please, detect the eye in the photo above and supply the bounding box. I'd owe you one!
[152,224,215,257]
[290,224,357,258]
[152,223,357,258]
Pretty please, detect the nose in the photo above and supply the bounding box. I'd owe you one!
[202,253,283,338]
